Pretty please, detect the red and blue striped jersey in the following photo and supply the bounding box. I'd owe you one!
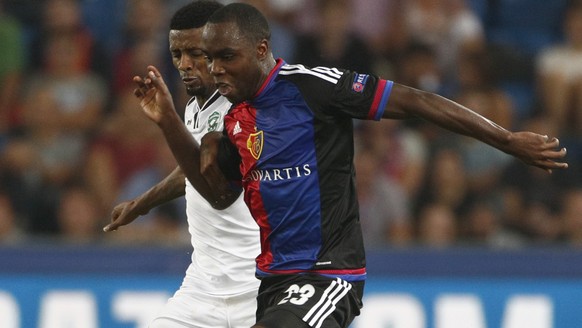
[223,59,393,282]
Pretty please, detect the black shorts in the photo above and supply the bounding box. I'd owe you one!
[255,274,364,328]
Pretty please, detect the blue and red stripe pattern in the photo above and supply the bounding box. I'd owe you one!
[223,60,393,282]
[369,79,392,120]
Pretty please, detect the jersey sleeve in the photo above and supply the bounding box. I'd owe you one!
[329,71,393,121]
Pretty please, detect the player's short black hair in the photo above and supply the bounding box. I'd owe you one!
[207,3,271,44]
[169,0,224,30]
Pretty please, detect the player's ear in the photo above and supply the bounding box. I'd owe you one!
[256,39,269,59]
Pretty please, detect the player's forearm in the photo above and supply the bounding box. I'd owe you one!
[387,83,512,152]
[157,113,236,209]
[133,166,186,213]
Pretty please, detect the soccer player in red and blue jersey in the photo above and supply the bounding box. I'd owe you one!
[132,3,568,327]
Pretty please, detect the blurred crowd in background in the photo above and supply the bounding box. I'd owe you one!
[1,0,582,250]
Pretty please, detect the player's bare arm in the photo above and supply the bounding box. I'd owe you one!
[384,83,568,173]
[133,65,238,209]
[199,131,236,199]
[103,166,186,232]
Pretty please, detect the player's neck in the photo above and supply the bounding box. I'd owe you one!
[255,55,277,93]
[196,88,218,107]
[263,55,277,74]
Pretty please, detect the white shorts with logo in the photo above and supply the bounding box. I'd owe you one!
[149,287,257,328]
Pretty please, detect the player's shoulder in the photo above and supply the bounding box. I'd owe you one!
[278,63,346,85]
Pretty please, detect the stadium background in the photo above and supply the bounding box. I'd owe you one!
[1,0,582,327]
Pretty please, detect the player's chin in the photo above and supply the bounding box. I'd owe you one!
[186,86,203,97]
[226,95,244,104]
[219,86,246,104]
[220,90,240,104]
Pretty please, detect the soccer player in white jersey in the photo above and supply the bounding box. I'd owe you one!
[103,1,260,327]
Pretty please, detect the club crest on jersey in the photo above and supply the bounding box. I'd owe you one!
[247,130,264,160]
[207,111,221,132]
[352,73,369,93]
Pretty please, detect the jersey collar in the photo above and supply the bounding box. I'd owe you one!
[187,90,222,111]
[200,89,222,111]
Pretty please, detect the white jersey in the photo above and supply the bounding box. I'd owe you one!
[182,91,260,295]
[151,91,259,327]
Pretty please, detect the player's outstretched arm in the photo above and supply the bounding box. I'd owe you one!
[132,65,238,209]
[103,166,186,232]
[383,83,568,173]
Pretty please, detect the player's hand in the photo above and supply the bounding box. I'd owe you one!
[508,132,568,173]
[132,65,176,125]
[103,200,147,232]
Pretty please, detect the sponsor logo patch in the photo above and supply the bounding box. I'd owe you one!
[352,73,369,93]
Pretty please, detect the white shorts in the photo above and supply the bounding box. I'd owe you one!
[149,287,257,328]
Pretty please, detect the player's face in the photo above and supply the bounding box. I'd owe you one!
[169,28,215,97]
[202,22,265,104]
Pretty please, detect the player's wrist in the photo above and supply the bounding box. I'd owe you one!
[131,198,151,216]
[158,111,184,135]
